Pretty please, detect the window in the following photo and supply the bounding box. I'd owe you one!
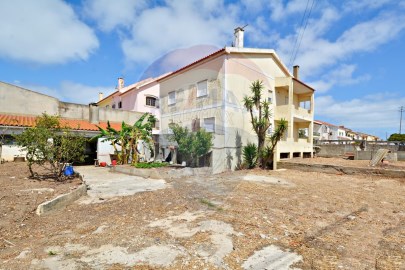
[105,105,109,109]
[268,90,272,104]
[268,97,272,104]
[118,101,122,109]
[203,117,215,133]
[146,96,157,107]
[168,91,176,105]
[112,104,116,109]
[197,80,208,97]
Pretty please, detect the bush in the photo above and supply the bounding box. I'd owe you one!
[16,114,86,180]
[388,133,405,141]
[243,143,257,169]
[134,162,168,169]
[168,123,213,167]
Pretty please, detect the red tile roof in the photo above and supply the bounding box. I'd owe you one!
[0,114,122,131]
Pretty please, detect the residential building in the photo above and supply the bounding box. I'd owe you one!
[158,28,315,173]
[314,120,339,141]
[97,75,168,135]
[0,81,143,162]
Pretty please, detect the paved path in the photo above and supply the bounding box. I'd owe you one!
[75,166,167,204]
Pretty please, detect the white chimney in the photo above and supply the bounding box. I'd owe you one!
[118,77,124,91]
[98,92,103,101]
[234,27,244,48]
[293,65,300,79]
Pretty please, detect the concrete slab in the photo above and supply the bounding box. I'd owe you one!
[76,166,167,204]
[242,245,302,270]
[243,174,293,186]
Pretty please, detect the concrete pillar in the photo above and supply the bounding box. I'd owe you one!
[89,103,99,124]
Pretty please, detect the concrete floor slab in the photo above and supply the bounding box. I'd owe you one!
[76,166,167,204]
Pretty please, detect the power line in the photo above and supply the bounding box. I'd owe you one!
[288,0,310,67]
[291,0,316,67]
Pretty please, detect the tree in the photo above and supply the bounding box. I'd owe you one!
[168,123,213,167]
[261,119,287,168]
[243,80,288,169]
[94,113,156,165]
[388,133,405,141]
[16,114,86,180]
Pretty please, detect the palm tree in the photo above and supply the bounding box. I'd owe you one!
[243,80,272,167]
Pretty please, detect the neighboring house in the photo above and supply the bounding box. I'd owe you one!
[97,75,168,135]
[0,82,143,163]
[337,126,352,140]
[314,120,339,141]
[158,28,315,173]
[314,120,380,142]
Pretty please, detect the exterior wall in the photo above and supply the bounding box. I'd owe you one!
[1,145,26,161]
[119,81,160,133]
[160,55,226,173]
[0,82,59,116]
[225,53,282,171]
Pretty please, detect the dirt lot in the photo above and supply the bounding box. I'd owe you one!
[0,160,404,269]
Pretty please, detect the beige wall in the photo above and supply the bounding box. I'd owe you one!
[0,81,59,115]
[159,50,314,173]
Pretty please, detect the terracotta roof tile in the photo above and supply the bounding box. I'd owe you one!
[0,114,122,131]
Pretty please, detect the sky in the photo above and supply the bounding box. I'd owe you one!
[1,0,405,139]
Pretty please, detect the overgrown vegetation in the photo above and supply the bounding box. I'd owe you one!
[243,80,287,169]
[199,198,223,211]
[388,133,405,141]
[16,114,86,181]
[168,123,213,167]
[94,113,156,165]
[134,162,168,169]
[242,143,257,169]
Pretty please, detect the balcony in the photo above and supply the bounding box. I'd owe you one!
[275,105,313,121]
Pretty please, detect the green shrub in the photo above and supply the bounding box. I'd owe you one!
[243,143,257,169]
[134,162,168,169]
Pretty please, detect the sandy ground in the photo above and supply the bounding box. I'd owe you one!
[0,160,404,269]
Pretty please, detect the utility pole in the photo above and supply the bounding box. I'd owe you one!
[400,106,404,134]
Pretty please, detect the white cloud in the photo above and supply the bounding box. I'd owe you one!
[121,0,239,64]
[343,0,395,12]
[275,8,405,78]
[269,0,310,22]
[0,0,98,64]
[16,81,113,104]
[309,64,370,92]
[83,0,147,31]
[315,93,405,131]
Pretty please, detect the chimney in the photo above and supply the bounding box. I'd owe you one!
[98,92,103,101]
[117,77,124,91]
[293,65,300,79]
[89,103,99,124]
[234,27,244,48]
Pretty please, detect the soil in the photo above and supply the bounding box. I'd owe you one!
[0,162,82,249]
[287,156,405,170]
[0,159,404,269]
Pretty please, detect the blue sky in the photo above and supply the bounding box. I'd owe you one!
[1,0,405,139]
